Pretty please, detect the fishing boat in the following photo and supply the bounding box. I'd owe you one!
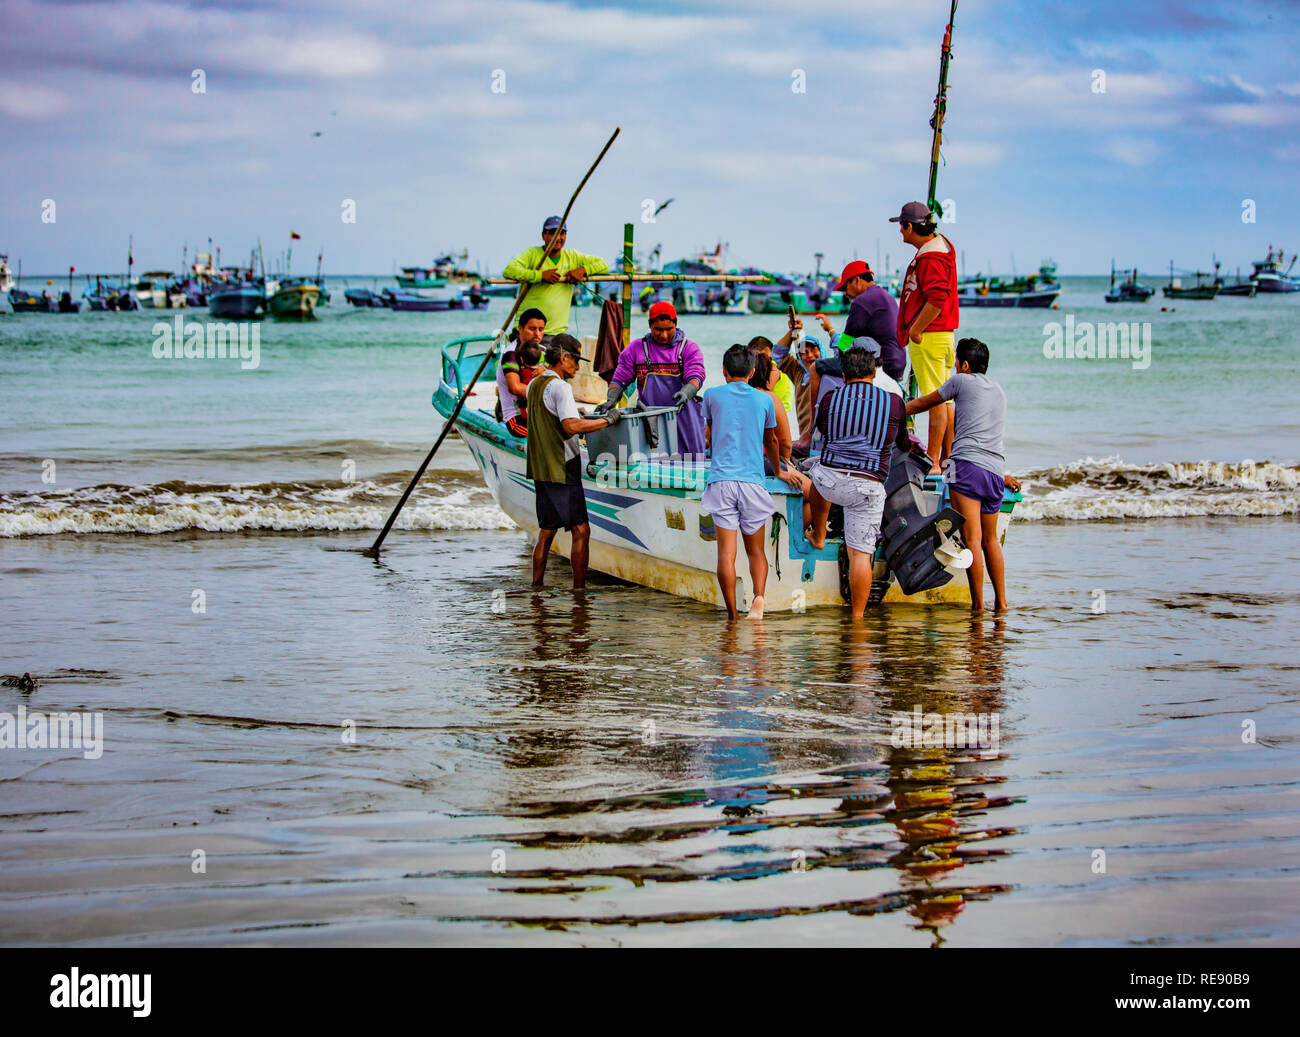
[208,274,265,319]
[958,261,1060,307]
[8,288,58,313]
[395,265,449,294]
[344,287,387,307]
[1249,247,1299,293]
[383,287,450,311]
[83,278,139,311]
[267,278,321,319]
[133,271,181,309]
[382,286,488,311]
[431,335,1022,611]
[1216,270,1257,297]
[1104,261,1153,303]
[1162,261,1220,300]
[0,255,13,314]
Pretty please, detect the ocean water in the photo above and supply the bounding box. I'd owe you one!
[0,276,1297,945]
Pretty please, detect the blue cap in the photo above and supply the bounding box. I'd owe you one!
[542,216,565,232]
[851,335,881,356]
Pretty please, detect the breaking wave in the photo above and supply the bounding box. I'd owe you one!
[1,457,1295,536]
[1014,458,1300,521]
[0,472,515,537]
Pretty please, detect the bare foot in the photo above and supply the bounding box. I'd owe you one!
[928,466,943,476]
[993,600,1008,612]
[805,526,826,550]
[746,595,765,620]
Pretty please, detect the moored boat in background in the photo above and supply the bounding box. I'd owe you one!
[959,260,1060,308]
[267,278,321,319]
[1105,261,1153,302]
[0,255,13,314]
[208,270,265,319]
[1163,260,1220,300]
[344,287,387,307]
[1249,246,1299,293]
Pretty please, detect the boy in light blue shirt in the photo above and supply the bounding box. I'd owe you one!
[700,343,801,620]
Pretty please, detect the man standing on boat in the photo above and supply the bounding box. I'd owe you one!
[819,262,904,381]
[596,301,707,457]
[525,335,620,589]
[892,201,959,474]
[503,217,609,336]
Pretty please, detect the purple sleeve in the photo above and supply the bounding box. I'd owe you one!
[610,342,637,388]
[681,339,707,385]
[937,373,961,402]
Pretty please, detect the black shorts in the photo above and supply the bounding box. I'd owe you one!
[535,459,588,530]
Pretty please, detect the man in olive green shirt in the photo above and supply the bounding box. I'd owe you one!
[503,216,609,335]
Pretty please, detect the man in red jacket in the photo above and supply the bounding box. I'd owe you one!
[892,201,959,474]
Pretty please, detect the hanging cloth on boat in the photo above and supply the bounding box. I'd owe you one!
[594,299,623,384]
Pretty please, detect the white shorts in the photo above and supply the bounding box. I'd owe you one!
[701,479,777,536]
[808,461,886,554]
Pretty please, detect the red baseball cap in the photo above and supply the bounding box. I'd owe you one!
[833,260,871,289]
[648,300,678,322]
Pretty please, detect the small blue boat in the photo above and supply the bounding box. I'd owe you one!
[9,288,58,313]
[344,288,387,308]
[83,279,139,311]
[208,282,265,319]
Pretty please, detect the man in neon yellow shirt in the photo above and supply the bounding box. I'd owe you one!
[502,216,609,335]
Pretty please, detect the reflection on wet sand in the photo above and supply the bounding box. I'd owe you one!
[426,608,1020,938]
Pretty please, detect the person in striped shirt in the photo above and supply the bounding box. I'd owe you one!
[805,346,911,617]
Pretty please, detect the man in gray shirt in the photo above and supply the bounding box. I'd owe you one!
[907,337,1021,612]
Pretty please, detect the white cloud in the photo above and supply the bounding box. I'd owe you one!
[1206,102,1300,127]
[1103,138,1160,166]
[0,79,71,118]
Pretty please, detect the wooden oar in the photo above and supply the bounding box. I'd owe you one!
[361,127,621,558]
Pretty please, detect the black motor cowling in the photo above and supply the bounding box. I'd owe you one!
[878,444,965,595]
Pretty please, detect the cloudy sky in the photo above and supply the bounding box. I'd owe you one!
[2,0,1297,278]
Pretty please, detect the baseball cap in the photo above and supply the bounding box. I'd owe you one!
[849,335,881,356]
[648,300,678,322]
[542,215,566,232]
[833,260,871,289]
[888,201,933,224]
[546,334,585,365]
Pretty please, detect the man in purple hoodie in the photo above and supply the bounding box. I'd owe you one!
[596,301,707,457]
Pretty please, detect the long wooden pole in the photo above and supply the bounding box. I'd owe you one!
[362,127,621,559]
[485,273,766,284]
[926,0,958,217]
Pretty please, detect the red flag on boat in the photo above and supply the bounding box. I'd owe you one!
[290,231,301,240]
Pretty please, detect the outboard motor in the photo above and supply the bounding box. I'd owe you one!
[878,444,972,594]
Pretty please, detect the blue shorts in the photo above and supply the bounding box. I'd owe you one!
[948,460,1004,514]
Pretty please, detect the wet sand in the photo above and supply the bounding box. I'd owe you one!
[2,516,1296,946]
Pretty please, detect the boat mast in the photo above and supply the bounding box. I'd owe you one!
[926,0,959,217]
